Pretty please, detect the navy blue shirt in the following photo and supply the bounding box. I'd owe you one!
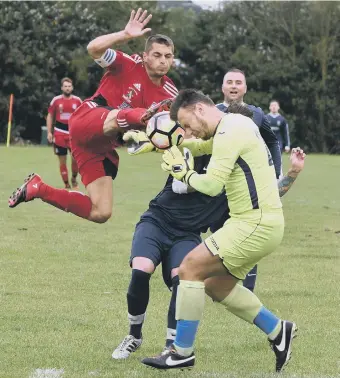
[141,155,227,236]
[267,113,290,151]
[216,103,282,179]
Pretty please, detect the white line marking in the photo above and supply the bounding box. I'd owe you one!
[29,368,64,378]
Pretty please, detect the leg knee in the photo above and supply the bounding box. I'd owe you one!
[178,253,203,280]
[178,260,191,280]
[132,257,155,274]
[91,209,112,223]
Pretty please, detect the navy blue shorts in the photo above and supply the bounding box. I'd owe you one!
[209,209,230,233]
[130,220,201,288]
[54,143,69,156]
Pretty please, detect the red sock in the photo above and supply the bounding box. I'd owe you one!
[60,163,69,184]
[38,183,92,219]
[71,160,78,177]
[117,108,146,128]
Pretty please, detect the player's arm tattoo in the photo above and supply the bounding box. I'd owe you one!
[278,170,299,197]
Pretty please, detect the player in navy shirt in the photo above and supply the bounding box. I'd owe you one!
[112,150,228,360]
[267,100,290,153]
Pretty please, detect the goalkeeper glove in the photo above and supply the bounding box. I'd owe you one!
[140,98,174,125]
[123,130,156,155]
[161,146,195,182]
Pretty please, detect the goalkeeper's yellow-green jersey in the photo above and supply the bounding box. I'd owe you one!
[184,113,282,217]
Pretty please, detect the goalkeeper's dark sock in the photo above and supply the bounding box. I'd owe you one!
[117,108,146,128]
[165,275,179,347]
[127,269,151,339]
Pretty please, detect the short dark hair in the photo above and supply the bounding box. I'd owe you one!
[145,34,174,52]
[270,99,280,106]
[226,68,246,77]
[170,89,214,121]
[61,77,72,86]
[227,101,253,119]
[224,68,246,85]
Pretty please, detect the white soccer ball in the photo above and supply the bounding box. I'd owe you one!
[146,111,185,150]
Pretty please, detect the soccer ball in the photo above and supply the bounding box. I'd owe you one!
[146,111,185,150]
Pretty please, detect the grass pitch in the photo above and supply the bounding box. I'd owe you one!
[0,146,339,378]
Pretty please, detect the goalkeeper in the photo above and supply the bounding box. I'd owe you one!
[140,90,299,372]
[113,99,304,365]
[129,82,282,293]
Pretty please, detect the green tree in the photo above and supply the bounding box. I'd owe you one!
[0,1,197,141]
[2,1,339,151]
[0,1,102,142]
[178,1,340,152]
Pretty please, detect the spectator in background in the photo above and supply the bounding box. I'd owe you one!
[267,100,290,153]
[47,78,82,189]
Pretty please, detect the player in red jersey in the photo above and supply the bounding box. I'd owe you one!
[8,8,177,224]
[47,77,82,190]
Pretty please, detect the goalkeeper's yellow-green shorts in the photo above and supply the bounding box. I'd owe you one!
[205,209,284,280]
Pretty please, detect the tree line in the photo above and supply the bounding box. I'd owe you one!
[1,1,339,152]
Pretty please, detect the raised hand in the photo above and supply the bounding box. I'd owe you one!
[290,147,305,172]
[124,8,152,39]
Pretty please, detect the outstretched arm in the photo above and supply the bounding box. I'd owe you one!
[162,146,225,197]
[278,147,305,197]
[179,138,213,157]
[162,127,240,197]
[123,130,213,157]
[87,8,152,59]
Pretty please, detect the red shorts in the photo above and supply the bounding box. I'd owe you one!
[69,102,120,187]
[53,130,71,155]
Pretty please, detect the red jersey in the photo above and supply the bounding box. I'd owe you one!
[48,95,82,133]
[88,50,178,109]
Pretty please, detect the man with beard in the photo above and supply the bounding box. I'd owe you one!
[115,110,304,361]
[9,9,177,224]
[46,77,82,189]
[141,91,299,372]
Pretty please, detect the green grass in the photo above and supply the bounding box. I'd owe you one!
[0,146,339,378]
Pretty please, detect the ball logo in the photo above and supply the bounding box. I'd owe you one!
[72,103,77,109]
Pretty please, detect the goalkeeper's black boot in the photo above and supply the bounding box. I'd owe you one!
[269,320,298,372]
